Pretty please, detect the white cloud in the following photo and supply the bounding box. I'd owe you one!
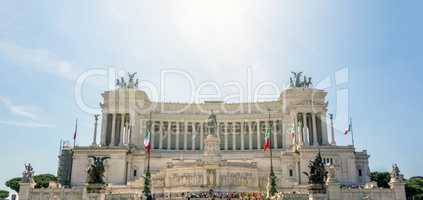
[0,120,55,128]
[0,96,39,121]
[0,41,79,81]
[0,96,55,128]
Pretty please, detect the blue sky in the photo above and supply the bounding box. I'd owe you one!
[1,0,423,191]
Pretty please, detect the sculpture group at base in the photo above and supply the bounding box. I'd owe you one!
[303,151,328,193]
[86,156,110,185]
[86,156,110,193]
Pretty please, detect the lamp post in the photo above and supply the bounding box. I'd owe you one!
[267,109,278,197]
[143,112,152,200]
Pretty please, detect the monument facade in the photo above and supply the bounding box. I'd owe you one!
[18,72,406,200]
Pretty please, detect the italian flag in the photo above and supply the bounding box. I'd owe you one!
[344,123,352,135]
[289,124,296,139]
[263,127,271,152]
[144,129,151,153]
[289,129,296,139]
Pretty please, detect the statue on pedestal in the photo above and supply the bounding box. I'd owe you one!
[203,111,221,164]
[326,165,338,183]
[390,164,403,182]
[86,156,110,185]
[22,163,34,183]
[304,152,327,193]
[207,110,217,136]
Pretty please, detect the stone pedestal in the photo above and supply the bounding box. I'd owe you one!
[326,182,341,200]
[85,193,106,200]
[390,180,406,200]
[307,184,326,194]
[202,135,221,164]
[308,184,327,200]
[86,183,107,193]
[18,182,35,200]
[309,193,327,200]
[326,165,341,200]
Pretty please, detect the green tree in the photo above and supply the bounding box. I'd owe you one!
[5,177,21,193]
[268,170,278,197]
[0,190,9,199]
[5,174,57,193]
[33,174,57,189]
[405,176,423,200]
[143,170,151,198]
[370,171,390,188]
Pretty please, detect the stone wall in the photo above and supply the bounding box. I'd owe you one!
[19,180,406,200]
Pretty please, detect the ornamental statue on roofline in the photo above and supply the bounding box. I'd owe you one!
[289,71,313,88]
[116,72,139,89]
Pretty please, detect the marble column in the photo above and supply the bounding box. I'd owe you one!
[256,120,261,149]
[200,122,204,150]
[280,120,284,148]
[282,118,290,148]
[127,113,134,145]
[119,113,125,146]
[159,121,163,149]
[151,121,155,150]
[232,122,236,150]
[302,112,309,146]
[248,121,253,150]
[111,114,116,146]
[241,121,245,150]
[167,121,171,150]
[100,113,107,146]
[138,117,145,147]
[293,113,299,146]
[184,121,188,150]
[192,122,196,151]
[266,120,270,145]
[312,113,318,146]
[273,120,278,149]
[176,121,180,150]
[321,113,329,145]
[224,122,228,150]
[217,122,220,138]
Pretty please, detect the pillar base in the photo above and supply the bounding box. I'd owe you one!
[86,183,107,193]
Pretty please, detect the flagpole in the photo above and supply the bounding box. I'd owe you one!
[268,109,274,175]
[143,111,152,199]
[267,108,277,197]
[147,112,152,172]
[73,118,78,147]
[350,117,355,147]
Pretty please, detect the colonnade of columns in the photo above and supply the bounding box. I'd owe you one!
[145,119,284,151]
[100,113,328,148]
[293,112,328,146]
[101,113,132,147]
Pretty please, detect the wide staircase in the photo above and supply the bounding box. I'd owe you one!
[147,192,309,200]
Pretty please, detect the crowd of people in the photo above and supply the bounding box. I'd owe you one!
[146,190,312,200]
[185,191,265,199]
